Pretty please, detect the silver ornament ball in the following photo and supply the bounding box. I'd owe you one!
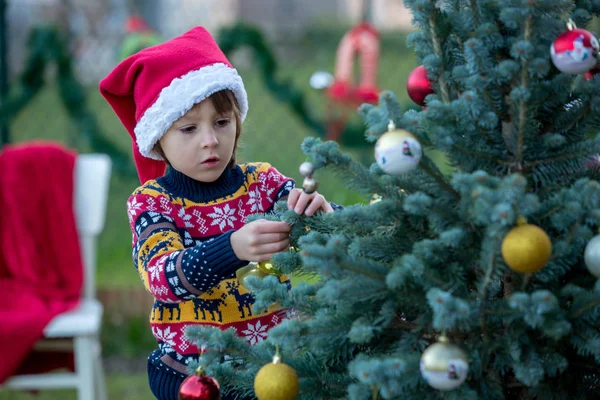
[299,162,314,177]
[584,234,600,278]
[420,336,468,391]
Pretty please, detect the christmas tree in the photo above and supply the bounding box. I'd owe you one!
[184,1,600,399]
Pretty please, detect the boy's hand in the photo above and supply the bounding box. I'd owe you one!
[230,220,291,262]
[287,188,334,216]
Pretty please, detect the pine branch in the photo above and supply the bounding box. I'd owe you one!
[571,296,600,319]
[418,158,460,200]
[526,150,591,169]
[337,259,387,282]
[451,143,511,165]
[479,232,502,300]
[469,0,480,26]
[429,9,451,103]
[516,15,532,164]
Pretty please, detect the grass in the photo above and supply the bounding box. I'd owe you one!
[0,374,151,400]
[9,28,420,289]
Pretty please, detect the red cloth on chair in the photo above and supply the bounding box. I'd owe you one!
[0,142,83,383]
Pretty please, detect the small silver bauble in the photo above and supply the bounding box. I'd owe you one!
[584,234,600,278]
[299,162,315,177]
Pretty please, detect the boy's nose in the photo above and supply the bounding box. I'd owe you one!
[200,130,218,148]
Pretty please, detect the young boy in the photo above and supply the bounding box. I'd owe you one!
[100,26,335,400]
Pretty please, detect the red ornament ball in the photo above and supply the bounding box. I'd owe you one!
[584,63,600,80]
[407,65,434,106]
[178,371,221,400]
[550,28,599,74]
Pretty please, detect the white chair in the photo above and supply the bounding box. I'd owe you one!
[4,153,111,400]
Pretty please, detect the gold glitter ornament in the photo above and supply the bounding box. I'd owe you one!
[235,261,280,290]
[501,217,552,274]
[254,351,299,400]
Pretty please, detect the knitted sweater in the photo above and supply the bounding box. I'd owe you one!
[127,162,294,378]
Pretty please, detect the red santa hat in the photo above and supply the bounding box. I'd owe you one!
[99,26,248,184]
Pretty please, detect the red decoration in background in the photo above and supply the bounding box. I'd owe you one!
[584,63,600,80]
[178,371,220,400]
[327,22,380,105]
[126,14,151,33]
[407,65,434,106]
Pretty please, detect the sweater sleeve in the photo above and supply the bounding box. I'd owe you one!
[259,163,295,213]
[127,194,247,303]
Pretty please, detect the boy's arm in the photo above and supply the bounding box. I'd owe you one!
[128,197,247,303]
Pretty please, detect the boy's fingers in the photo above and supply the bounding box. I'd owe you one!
[258,220,291,233]
[256,232,290,244]
[287,189,301,210]
[304,196,324,216]
[256,239,290,255]
[294,193,312,215]
[323,202,334,213]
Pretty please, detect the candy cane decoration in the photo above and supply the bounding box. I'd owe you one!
[327,22,380,105]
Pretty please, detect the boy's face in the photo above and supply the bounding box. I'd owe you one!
[159,97,237,182]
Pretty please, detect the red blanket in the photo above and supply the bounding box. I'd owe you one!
[0,142,83,383]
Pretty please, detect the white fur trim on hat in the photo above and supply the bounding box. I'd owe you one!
[134,63,249,160]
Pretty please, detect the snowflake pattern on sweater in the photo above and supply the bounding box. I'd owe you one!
[128,163,294,376]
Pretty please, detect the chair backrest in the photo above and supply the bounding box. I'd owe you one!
[74,154,112,299]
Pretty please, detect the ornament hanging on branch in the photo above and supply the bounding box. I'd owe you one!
[374,120,422,175]
[369,193,383,204]
[300,161,318,194]
[501,217,552,274]
[236,260,281,290]
[584,232,600,279]
[254,348,299,400]
[550,19,599,74]
[420,335,469,391]
[407,65,434,107]
[178,366,221,400]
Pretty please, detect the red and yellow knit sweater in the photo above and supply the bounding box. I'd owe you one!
[127,162,294,377]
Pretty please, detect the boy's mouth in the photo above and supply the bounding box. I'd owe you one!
[202,156,220,165]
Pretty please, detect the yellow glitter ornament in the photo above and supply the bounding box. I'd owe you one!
[374,120,422,175]
[501,217,552,273]
[254,350,299,400]
[235,261,280,290]
[370,193,382,204]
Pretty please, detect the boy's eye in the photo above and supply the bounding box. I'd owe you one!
[215,118,231,128]
[180,125,196,134]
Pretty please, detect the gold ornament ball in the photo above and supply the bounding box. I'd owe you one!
[420,336,469,391]
[254,360,299,400]
[302,177,318,193]
[236,261,280,290]
[374,127,422,175]
[501,223,552,273]
[369,194,382,204]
